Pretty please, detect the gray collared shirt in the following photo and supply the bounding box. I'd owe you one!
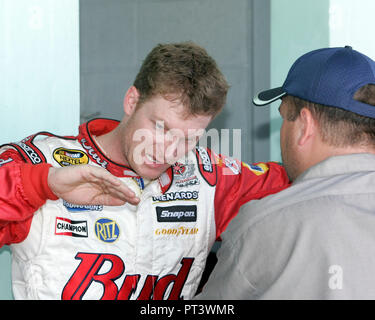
[197,153,375,299]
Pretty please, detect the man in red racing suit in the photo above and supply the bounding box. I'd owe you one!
[0,119,289,299]
[0,42,290,300]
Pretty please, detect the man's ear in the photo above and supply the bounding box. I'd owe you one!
[123,86,140,116]
[297,108,317,147]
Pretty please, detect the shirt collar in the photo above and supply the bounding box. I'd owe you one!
[294,153,375,184]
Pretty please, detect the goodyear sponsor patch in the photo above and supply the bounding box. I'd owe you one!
[53,147,89,167]
[95,218,120,243]
[155,227,199,237]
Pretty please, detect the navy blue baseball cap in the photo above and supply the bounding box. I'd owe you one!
[253,46,375,118]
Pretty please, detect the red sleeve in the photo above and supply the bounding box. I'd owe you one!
[0,149,58,247]
[213,152,290,239]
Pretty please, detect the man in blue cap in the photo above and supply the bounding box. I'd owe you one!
[197,46,375,299]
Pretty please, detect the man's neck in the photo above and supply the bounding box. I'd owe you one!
[94,125,128,166]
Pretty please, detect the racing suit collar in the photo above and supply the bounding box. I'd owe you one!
[77,118,173,193]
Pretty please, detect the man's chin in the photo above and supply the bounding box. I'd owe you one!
[133,163,171,180]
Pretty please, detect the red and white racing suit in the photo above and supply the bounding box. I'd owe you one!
[0,119,289,300]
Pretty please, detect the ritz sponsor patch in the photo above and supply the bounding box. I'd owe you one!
[53,147,89,166]
[156,205,197,222]
[95,218,120,243]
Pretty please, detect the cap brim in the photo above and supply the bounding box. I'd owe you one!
[252,87,287,106]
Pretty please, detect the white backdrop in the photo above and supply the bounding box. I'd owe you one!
[0,0,80,300]
[330,0,375,60]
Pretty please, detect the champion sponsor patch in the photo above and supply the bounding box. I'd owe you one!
[55,217,88,238]
[156,205,197,222]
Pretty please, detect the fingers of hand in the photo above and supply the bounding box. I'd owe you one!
[86,166,121,185]
[83,165,141,206]
[100,179,140,206]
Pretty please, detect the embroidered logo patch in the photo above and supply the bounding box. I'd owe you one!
[53,148,89,167]
[156,205,197,222]
[55,217,88,238]
[95,218,120,243]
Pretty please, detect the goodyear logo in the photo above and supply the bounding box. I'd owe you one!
[53,148,89,167]
[155,227,199,237]
[95,218,120,243]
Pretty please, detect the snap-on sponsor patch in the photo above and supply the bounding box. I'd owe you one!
[156,205,197,222]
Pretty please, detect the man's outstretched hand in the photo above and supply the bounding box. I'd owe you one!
[48,165,140,206]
